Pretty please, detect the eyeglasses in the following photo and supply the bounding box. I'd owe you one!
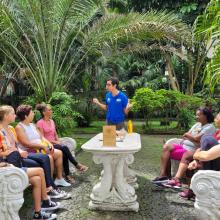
[106,83,112,86]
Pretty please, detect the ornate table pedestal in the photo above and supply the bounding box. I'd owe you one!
[124,164,139,189]
[82,133,141,212]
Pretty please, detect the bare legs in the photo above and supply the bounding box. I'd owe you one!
[49,149,63,179]
[174,151,195,179]
[159,144,173,177]
[26,167,48,212]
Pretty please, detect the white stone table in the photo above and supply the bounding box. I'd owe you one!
[82,132,141,212]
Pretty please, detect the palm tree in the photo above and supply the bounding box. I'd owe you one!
[0,0,191,101]
[193,0,220,92]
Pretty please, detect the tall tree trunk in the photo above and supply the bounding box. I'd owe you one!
[186,65,194,95]
[165,54,180,91]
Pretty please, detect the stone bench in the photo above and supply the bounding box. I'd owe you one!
[60,137,77,154]
[191,170,220,220]
[0,137,76,220]
[0,166,29,220]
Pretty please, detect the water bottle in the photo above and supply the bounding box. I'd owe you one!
[127,120,133,133]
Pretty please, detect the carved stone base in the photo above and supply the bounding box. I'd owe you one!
[89,200,139,212]
[90,153,139,212]
[82,133,141,213]
[124,166,139,189]
[89,188,139,212]
[101,167,139,189]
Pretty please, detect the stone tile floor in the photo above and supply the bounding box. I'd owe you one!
[20,135,199,220]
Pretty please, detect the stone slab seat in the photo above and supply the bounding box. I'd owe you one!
[0,166,29,220]
[165,138,183,175]
[191,170,220,220]
[59,137,77,173]
[60,137,76,156]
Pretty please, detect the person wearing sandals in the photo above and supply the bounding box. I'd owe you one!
[152,107,215,186]
[0,105,59,220]
[36,103,88,183]
[15,105,71,187]
[180,113,220,200]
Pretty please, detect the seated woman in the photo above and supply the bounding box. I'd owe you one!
[36,103,88,183]
[0,105,59,220]
[165,111,219,189]
[179,113,220,199]
[153,107,216,184]
[15,105,71,187]
[187,113,220,171]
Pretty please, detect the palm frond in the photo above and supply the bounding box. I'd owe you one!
[0,0,191,100]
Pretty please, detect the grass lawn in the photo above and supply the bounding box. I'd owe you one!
[71,119,188,135]
[74,137,90,152]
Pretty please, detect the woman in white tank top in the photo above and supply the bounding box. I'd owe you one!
[15,105,71,187]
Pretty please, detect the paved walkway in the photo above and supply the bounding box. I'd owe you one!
[20,135,199,220]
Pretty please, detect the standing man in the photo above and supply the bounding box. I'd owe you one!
[93,77,132,130]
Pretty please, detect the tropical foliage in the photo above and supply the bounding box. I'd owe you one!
[132,88,164,126]
[132,88,215,129]
[109,0,214,95]
[25,92,80,135]
[110,0,209,24]
[0,0,191,101]
[194,0,220,91]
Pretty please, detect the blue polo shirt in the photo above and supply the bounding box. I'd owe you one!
[105,91,128,124]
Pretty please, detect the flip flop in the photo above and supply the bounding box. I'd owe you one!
[76,164,89,173]
[65,175,75,184]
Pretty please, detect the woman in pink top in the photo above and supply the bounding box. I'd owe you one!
[36,104,88,183]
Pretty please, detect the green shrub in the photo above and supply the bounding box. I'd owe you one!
[178,108,194,129]
[24,92,81,135]
[132,88,163,126]
[74,96,93,127]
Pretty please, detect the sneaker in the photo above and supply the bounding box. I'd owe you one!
[179,189,195,201]
[48,189,64,199]
[163,178,182,189]
[152,176,169,184]
[54,178,71,187]
[56,188,72,199]
[41,200,60,211]
[33,211,57,220]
